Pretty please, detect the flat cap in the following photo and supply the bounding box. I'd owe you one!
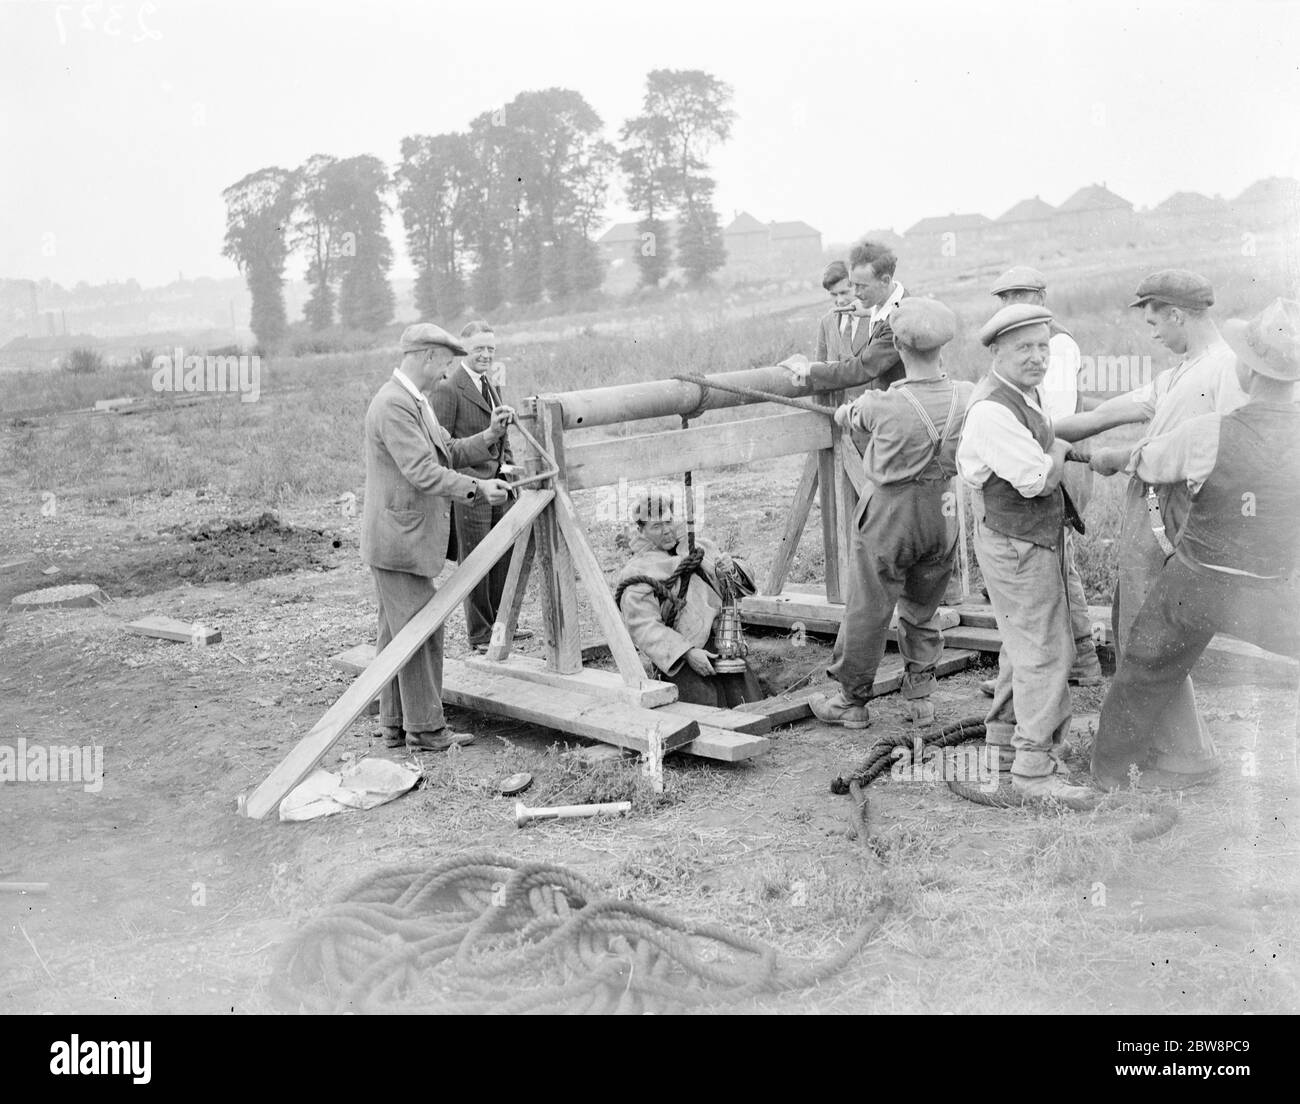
[399,322,468,356]
[890,297,956,351]
[1129,269,1214,311]
[991,265,1047,296]
[979,303,1054,347]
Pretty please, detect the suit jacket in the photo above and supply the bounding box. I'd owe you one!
[815,310,872,363]
[361,377,496,578]
[813,286,911,392]
[430,365,514,480]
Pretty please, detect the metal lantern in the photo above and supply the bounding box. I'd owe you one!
[712,603,749,673]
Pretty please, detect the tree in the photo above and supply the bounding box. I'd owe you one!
[623,70,734,285]
[291,154,350,330]
[619,114,677,287]
[395,132,473,321]
[331,155,395,331]
[221,166,297,351]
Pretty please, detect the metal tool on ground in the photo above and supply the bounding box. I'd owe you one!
[269,854,889,1014]
[515,799,631,828]
[498,772,533,797]
[673,373,839,418]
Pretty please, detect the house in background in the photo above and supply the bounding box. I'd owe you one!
[1147,191,1233,242]
[903,212,993,262]
[1232,176,1300,231]
[722,211,823,280]
[1052,183,1136,245]
[991,195,1056,245]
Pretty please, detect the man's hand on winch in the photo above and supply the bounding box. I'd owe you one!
[833,403,854,428]
[779,354,813,387]
[684,648,718,677]
[1089,445,1131,477]
[486,404,516,440]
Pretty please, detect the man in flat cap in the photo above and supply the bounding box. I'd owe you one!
[956,304,1095,805]
[983,266,1103,692]
[1054,270,1246,780]
[811,298,975,729]
[780,240,909,392]
[1091,299,1300,789]
[430,319,527,654]
[361,323,515,751]
[614,487,763,709]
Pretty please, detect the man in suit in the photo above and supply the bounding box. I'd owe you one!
[782,239,909,391]
[815,260,854,364]
[431,320,527,652]
[362,323,514,751]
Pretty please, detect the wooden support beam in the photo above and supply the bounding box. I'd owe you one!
[655,700,773,734]
[240,489,553,820]
[531,401,583,674]
[745,650,979,726]
[440,658,697,756]
[815,393,843,603]
[462,652,675,708]
[764,452,819,596]
[563,411,831,490]
[485,529,534,662]
[553,488,656,689]
[741,591,959,634]
[670,725,770,763]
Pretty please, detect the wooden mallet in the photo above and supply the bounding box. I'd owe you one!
[515,800,632,828]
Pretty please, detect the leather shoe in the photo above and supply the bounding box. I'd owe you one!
[406,728,477,752]
[810,691,871,729]
[380,726,405,748]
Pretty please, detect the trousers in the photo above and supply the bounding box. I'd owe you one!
[451,496,514,647]
[371,566,446,733]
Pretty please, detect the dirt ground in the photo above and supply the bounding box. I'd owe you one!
[2,463,1298,1014]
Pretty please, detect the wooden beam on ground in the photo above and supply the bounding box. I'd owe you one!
[670,725,770,762]
[441,658,697,755]
[563,411,831,491]
[240,489,553,820]
[655,700,773,734]
[741,590,959,635]
[764,452,819,596]
[125,616,222,644]
[462,652,675,708]
[744,650,979,726]
[485,529,534,662]
[553,488,657,689]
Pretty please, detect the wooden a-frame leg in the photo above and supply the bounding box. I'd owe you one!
[764,452,819,595]
[485,529,535,662]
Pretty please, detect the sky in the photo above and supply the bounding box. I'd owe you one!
[2,0,1298,287]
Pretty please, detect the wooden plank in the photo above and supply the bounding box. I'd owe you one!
[554,488,656,688]
[329,643,375,675]
[763,452,819,595]
[745,611,842,636]
[441,658,697,754]
[463,652,675,708]
[124,616,221,644]
[533,402,583,674]
[815,423,842,604]
[485,529,534,661]
[671,725,770,762]
[656,700,773,734]
[241,489,554,820]
[745,650,978,725]
[742,592,959,634]
[564,411,832,490]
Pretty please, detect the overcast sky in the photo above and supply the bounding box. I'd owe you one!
[2,0,1297,287]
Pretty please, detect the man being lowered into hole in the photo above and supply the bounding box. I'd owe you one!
[614,488,766,710]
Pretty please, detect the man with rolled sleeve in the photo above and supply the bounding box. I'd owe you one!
[810,298,974,730]
[957,304,1095,805]
[362,323,515,752]
[1091,299,1300,789]
[1055,271,1246,778]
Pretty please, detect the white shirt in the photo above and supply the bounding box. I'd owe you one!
[392,368,434,413]
[837,281,905,351]
[1040,331,1081,422]
[957,370,1055,498]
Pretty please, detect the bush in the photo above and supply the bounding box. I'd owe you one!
[63,347,104,374]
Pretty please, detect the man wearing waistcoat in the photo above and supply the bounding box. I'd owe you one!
[956,304,1095,806]
[1091,299,1300,789]
[811,298,974,730]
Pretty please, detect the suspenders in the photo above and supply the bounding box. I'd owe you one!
[897,384,961,477]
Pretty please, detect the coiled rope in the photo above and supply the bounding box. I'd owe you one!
[613,547,706,630]
[270,853,889,1014]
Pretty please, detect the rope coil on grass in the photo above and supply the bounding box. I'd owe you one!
[270,853,889,1014]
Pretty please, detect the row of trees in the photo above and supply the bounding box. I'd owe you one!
[221,71,735,350]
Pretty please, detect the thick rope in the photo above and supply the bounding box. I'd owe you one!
[270,853,889,1014]
[672,373,837,418]
[613,547,706,629]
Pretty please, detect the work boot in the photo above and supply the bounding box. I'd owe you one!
[406,728,477,752]
[1068,638,1104,686]
[1012,771,1098,810]
[380,726,405,748]
[810,691,871,729]
[980,678,996,698]
[905,697,935,725]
